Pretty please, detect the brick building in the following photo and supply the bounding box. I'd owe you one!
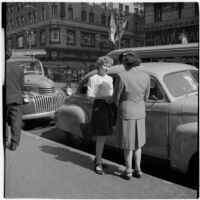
[143,2,199,46]
[6,2,144,78]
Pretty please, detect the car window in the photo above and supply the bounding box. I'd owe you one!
[164,70,198,97]
[189,70,199,84]
[148,78,165,101]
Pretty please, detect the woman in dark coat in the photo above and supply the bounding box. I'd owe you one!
[113,51,150,180]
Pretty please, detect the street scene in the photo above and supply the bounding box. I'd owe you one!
[4,2,199,199]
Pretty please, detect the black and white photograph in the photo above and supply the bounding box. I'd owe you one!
[2,1,199,199]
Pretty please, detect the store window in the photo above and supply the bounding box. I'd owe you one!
[50,28,60,43]
[81,32,95,47]
[68,7,73,19]
[89,12,94,24]
[81,10,87,22]
[66,30,75,45]
[16,35,24,48]
[40,30,46,45]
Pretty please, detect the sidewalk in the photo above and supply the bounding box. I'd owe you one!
[4,131,197,199]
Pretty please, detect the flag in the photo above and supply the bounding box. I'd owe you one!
[109,14,116,44]
[115,19,128,42]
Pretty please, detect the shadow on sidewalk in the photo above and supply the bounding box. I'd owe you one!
[39,145,122,176]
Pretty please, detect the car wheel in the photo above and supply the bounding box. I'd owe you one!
[188,153,198,189]
[65,131,85,148]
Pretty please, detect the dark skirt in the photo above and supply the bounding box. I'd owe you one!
[91,99,113,136]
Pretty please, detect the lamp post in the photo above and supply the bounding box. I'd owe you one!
[115,11,129,49]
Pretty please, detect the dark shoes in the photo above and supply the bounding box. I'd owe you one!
[120,171,133,180]
[132,170,143,178]
[94,158,108,169]
[94,164,105,175]
[10,142,17,151]
[120,170,143,180]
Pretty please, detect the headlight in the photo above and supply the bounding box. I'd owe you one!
[23,93,31,104]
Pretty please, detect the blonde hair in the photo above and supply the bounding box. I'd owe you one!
[96,56,114,70]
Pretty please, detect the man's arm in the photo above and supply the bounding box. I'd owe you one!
[113,75,123,106]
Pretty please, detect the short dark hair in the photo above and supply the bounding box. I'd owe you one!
[119,50,141,66]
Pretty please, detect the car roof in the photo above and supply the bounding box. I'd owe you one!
[84,62,197,79]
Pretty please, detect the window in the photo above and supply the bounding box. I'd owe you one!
[178,3,184,18]
[66,30,75,45]
[100,35,111,49]
[125,5,129,15]
[16,35,24,48]
[121,38,129,48]
[7,39,13,49]
[149,78,164,100]
[89,12,94,23]
[119,3,123,13]
[11,20,13,28]
[195,3,199,16]
[41,7,46,19]
[101,14,106,25]
[28,13,32,23]
[81,32,95,47]
[68,7,73,19]
[21,16,24,25]
[33,11,37,22]
[81,10,87,22]
[40,30,46,45]
[52,4,58,17]
[50,28,60,43]
[17,17,20,27]
[154,4,162,22]
[31,31,37,46]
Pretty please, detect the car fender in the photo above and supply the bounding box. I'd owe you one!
[55,104,89,139]
[170,122,197,173]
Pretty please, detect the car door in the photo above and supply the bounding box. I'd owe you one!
[143,77,170,160]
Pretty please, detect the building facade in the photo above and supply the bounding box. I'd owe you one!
[143,2,199,46]
[6,2,144,78]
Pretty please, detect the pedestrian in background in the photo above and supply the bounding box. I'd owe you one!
[5,50,24,151]
[86,56,114,175]
[113,51,150,180]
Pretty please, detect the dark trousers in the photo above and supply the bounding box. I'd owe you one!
[6,103,22,145]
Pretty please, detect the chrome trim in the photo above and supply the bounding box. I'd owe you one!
[33,92,65,113]
[22,111,55,120]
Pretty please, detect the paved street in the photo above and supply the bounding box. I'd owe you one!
[4,128,198,199]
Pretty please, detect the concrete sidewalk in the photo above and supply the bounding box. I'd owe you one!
[4,131,197,199]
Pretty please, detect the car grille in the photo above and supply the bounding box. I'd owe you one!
[33,92,65,113]
[38,87,55,95]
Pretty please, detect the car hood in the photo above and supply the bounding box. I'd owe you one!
[25,75,55,88]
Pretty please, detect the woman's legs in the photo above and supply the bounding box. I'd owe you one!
[123,149,133,173]
[133,148,142,172]
[96,136,107,165]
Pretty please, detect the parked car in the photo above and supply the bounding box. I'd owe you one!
[54,62,198,180]
[7,51,67,122]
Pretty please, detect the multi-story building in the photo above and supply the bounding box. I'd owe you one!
[6,2,144,77]
[143,2,199,46]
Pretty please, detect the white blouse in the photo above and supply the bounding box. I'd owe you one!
[86,74,113,98]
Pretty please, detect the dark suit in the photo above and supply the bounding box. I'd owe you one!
[6,61,24,145]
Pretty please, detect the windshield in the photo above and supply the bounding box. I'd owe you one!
[164,70,198,97]
[22,61,43,75]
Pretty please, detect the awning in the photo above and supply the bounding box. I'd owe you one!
[42,61,89,69]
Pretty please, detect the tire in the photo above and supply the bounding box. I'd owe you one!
[188,153,199,189]
[65,131,85,147]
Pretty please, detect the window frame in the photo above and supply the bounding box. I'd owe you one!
[50,28,60,44]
